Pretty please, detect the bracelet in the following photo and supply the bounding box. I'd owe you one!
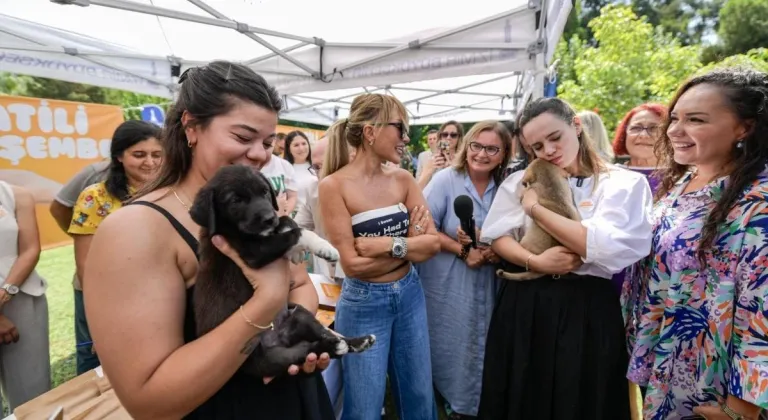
[239,305,274,331]
[529,202,540,219]
[525,254,535,271]
[721,403,748,420]
[458,245,470,260]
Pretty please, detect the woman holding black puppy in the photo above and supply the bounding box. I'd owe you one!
[81,62,334,419]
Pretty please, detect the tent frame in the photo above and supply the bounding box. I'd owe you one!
[4,0,562,124]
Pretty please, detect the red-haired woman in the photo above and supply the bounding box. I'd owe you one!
[613,103,667,195]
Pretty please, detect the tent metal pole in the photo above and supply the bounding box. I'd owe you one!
[402,73,518,105]
[286,87,386,113]
[0,43,169,61]
[186,0,318,77]
[324,42,529,50]
[413,97,510,120]
[333,5,532,73]
[86,0,319,44]
[244,42,309,65]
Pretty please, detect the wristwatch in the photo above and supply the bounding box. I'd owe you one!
[1,284,19,302]
[391,237,408,259]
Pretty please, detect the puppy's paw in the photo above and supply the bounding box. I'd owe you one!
[334,339,349,356]
[346,334,376,353]
[316,245,340,262]
[297,230,340,262]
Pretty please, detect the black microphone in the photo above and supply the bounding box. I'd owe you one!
[453,195,477,248]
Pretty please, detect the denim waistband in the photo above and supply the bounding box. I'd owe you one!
[344,264,418,291]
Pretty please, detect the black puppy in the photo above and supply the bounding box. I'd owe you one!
[190,164,376,379]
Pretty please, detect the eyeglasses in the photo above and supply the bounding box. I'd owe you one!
[468,141,501,156]
[387,122,408,140]
[308,164,320,176]
[627,125,660,136]
[440,131,459,139]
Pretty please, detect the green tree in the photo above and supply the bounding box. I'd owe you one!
[718,0,768,56]
[0,73,168,120]
[699,48,768,74]
[556,4,702,133]
[630,0,723,45]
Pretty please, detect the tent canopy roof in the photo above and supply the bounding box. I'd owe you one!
[0,0,570,126]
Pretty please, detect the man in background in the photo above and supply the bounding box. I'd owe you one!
[416,129,439,179]
[49,160,109,375]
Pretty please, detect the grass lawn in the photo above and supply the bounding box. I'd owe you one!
[37,245,78,388]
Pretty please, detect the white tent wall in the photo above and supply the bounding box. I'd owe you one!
[0,0,571,127]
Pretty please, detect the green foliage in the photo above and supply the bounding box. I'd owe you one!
[718,0,768,56]
[556,5,702,133]
[0,73,168,120]
[698,48,768,74]
[633,0,724,45]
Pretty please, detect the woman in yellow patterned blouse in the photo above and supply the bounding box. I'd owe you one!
[68,120,162,372]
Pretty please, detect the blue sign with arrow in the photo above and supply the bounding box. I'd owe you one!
[141,104,165,126]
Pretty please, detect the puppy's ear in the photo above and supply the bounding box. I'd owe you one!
[189,185,217,234]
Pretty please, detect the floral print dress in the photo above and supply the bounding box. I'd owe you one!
[627,169,768,419]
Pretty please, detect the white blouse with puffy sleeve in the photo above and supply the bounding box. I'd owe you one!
[480,165,654,279]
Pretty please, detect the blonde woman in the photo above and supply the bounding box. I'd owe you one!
[319,93,441,420]
[577,110,614,162]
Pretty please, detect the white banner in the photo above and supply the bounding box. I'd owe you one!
[0,14,172,98]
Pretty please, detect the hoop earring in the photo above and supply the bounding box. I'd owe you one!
[187,139,193,148]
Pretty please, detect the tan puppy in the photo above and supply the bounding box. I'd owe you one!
[496,158,581,280]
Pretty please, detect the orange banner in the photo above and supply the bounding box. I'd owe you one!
[0,95,124,248]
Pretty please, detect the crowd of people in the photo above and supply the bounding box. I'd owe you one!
[1,60,767,420]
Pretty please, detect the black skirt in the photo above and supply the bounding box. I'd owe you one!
[478,266,630,420]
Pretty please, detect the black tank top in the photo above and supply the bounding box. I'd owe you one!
[131,202,335,420]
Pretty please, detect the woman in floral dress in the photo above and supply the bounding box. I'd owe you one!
[628,67,768,419]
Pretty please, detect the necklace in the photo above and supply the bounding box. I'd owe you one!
[171,188,191,211]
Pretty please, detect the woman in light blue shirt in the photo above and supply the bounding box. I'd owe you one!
[416,120,513,418]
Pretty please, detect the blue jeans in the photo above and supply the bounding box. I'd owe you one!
[335,266,437,420]
[74,289,100,375]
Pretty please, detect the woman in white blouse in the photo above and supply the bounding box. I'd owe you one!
[477,98,653,419]
[283,131,317,215]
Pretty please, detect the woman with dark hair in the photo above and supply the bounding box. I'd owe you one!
[628,67,768,419]
[612,103,668,194]
[478,97,653,419]
[417,120,465,189]
[282,131,317,218]
[68,119,162,372]
[81,61,334,419]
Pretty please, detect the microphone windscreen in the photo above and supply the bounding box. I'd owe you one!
[453,195,474,220]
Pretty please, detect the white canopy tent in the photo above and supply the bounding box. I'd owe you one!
[0,0,570,126]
